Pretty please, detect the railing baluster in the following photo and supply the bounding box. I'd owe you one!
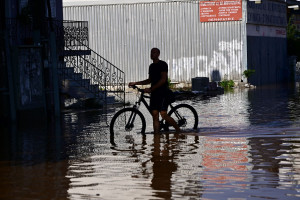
[56,20,125,104]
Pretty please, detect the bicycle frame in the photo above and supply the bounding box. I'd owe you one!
[110,86,198,147]
[132,86,174,114]
[130,86,180,131]
[110,86,198,146]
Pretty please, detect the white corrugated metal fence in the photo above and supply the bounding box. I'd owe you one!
[63,1,247,83]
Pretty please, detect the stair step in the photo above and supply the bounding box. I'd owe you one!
[61,87,105,99]
[63,79,91,87]
[105,96,115,104]
[64,50,91,56]
[59,44,124,105]
[63,67,76,74]
[69,73,83,80]
[88,84,100,92]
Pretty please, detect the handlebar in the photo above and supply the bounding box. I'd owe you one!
[130,85,151,98]
[130,85,144,92]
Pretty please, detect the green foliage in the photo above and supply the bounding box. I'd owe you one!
[287,15,298,40]
[287,15,300,59]
[243,69,255,79]
[220,79,235,89]
[168,78,174,89]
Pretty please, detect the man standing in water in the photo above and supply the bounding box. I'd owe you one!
[128,48,180,134]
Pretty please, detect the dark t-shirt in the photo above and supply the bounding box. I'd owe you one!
[148,60,169,95]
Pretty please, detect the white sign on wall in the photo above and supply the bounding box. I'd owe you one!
[247,24,286,38]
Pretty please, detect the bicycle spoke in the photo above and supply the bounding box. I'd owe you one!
[115,112,143,133]
[110,108,146,147]
[168,104,198,132]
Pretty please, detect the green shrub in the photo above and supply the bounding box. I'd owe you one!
[287,15,300,59]
[168,78,174,89]
[243,69,255,79]
[220,80,235,88]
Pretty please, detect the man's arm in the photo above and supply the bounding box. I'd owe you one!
[128,78,151,87]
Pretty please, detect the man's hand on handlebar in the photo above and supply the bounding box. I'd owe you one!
[128,83,151,93]
[144,88,151,93]
[128,82,136,87]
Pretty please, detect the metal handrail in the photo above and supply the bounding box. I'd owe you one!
[62,37,125,103]
[61,22,125,104]
[62,45,105,98]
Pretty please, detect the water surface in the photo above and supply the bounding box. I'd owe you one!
[1,85,300,200]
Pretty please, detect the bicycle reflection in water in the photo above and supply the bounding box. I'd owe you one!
[110,132,201,199]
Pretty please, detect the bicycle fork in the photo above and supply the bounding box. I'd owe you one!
[125,108,138,131]
[173,110,186,127]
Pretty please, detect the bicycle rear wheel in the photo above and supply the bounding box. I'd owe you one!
[167,104,198,132]
[110,108,146,146]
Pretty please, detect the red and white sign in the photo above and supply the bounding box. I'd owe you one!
[199,0,242,22]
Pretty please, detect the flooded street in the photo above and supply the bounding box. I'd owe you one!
[1,85,300,200]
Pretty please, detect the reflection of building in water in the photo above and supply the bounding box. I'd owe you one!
[62,110,109,154]
[0,125,70,200]
[147,135,252,197]
[278,138,300,190]
[288,86,300,125]
[66,134,180,199]
[201,137,251,187]
[199,90,251,129]
[247,87,291,127]
[248,136,289,189]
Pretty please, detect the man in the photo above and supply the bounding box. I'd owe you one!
[128,48,180,134]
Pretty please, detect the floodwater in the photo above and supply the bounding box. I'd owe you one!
[1,84,300,200]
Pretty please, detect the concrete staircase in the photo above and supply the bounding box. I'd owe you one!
[57,20,125,108]
[59,65,115,106]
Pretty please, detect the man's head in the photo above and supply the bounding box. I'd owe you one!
[150,48,160,62]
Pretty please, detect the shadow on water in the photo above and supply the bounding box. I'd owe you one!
[0,119,65,165]
[0,120,71,200]
[0,108,110,200]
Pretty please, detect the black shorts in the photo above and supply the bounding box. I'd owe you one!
[150,92,169,111]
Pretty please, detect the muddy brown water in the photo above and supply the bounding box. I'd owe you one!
[1,85,300,200]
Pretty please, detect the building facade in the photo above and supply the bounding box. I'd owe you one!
[63,0,297,86]
[1,0,63,123]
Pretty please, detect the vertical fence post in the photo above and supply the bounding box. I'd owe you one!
[50,31,60,118]
[4,26,17,122]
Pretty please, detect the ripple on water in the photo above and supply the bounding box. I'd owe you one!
[2,86,300,200]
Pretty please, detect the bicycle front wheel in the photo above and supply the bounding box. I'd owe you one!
[168,104,198,131]
[110,108,146,146]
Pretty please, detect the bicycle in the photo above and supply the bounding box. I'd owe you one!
[110,85,199,146]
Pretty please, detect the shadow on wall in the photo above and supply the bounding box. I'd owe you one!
[211,70,221,82]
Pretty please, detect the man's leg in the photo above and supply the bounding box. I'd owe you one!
[152,110,160,134]
[160,111,181,133]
